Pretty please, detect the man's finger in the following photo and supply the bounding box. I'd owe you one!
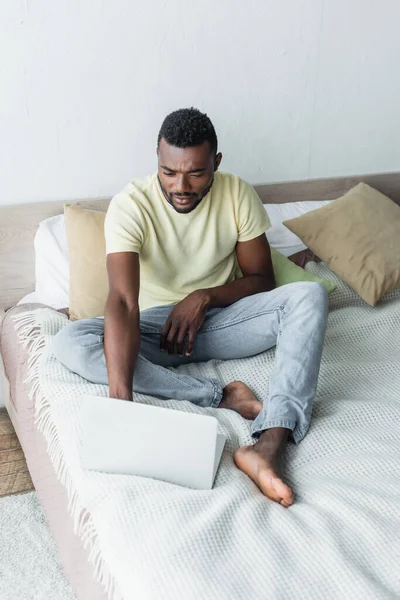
[176,326,189,356]
[167,323,179,355]
[185,327,196,356]
[160,320,171,352]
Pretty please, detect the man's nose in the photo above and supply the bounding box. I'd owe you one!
[175,174,191,194]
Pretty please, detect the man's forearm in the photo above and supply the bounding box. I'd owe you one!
[203,274,275,309]
[104,295,140,401]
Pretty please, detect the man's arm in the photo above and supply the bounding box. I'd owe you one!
[204,234,275,308]
[104,252,140,401]
[159,235,275,355]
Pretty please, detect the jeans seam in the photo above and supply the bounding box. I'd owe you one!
[200,306,285,333]
[277,305,287,338]
[210,380,223,407]
[251,419,296,437]
[293,424,309,443]
[137,356,205,391]
[137,356,220,405]
[74,337,104,348]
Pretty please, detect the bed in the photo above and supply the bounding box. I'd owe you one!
[1,171,400,600]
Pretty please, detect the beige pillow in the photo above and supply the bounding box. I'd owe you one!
[64,205,108,321]
[283,183,400,306]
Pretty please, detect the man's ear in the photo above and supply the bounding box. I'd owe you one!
[214,152,222,171]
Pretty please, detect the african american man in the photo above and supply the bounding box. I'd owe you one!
[53,107,328,507]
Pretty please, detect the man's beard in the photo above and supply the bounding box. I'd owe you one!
[158,175,214,214]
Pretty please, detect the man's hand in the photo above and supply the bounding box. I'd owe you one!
[160,290,211,356]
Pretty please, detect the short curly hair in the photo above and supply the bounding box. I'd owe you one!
[157,107,218,155]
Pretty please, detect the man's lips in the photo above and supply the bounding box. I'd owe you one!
[174,195,194,203]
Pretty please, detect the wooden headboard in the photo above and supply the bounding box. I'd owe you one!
[1,170,400,310]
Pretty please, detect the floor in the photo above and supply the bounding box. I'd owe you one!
[0,491,76,599]
[0,406,34,496]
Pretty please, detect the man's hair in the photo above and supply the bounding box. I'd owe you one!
[157,107,218,155]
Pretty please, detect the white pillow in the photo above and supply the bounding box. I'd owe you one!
[34,214,70,309]
[264,200,333,256]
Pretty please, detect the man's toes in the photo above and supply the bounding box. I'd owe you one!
[280,494,294,508]
[274,482,294,506]
[278,484,294,507]
[259,473,294,506]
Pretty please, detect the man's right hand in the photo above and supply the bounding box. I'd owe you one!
[109,388,133,402]
[104,252,141,405]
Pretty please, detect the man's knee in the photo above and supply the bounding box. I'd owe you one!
[52,319,103,369]
[52,321,81,367]
[297,281,327,299]
[290,281,328,314]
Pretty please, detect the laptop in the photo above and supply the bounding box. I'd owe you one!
[79,394,226,490]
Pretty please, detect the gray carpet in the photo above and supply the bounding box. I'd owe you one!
[0,491,76,599]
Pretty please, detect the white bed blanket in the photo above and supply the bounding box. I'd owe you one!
[14,263,400,600]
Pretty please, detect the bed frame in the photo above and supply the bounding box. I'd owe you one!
[0,169,400,599]
[1,170,400,313]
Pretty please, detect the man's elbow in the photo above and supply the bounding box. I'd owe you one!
[260,273,276,292]
[106,291,140,316]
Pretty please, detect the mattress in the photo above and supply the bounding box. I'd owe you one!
[0,303,108,600]
[2,266,400,599]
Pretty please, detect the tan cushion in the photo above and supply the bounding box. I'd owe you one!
[283,183,400,306]
[64,205,108,321]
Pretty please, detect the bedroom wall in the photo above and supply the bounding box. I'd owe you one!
[1,0,399,207]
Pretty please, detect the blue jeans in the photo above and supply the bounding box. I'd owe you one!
[52,282,328,443]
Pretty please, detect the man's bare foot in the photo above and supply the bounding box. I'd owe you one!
[234,428,294,507]
[218,381,262,420]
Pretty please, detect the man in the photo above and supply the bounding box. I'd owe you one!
[53,107,328,507]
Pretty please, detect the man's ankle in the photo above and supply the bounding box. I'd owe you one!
[257,427,290,449]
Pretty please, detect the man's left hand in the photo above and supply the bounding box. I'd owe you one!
[160,290,211,356]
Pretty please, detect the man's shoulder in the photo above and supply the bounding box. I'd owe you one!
[108,173,157,213]
[117,173,157,201]
[215,170,240,186]
[104,175,156,247]
[214,171,256,199]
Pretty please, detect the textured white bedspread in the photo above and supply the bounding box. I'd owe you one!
[15,263,400,600]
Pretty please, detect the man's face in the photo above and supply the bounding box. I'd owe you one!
[157,138,222,214]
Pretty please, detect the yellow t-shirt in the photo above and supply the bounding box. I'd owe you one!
[104,170,271,311]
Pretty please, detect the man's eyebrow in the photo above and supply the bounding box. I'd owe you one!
[160,165,207,173]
